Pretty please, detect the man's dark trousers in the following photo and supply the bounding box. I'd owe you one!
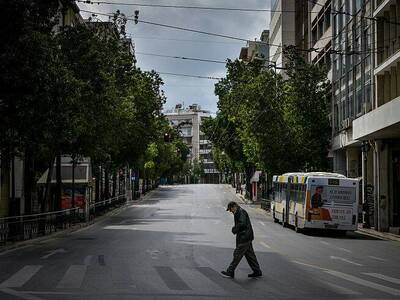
[227,241,261,273]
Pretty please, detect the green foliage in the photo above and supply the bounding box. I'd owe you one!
[207,51,331,177]
[0,1,185,211]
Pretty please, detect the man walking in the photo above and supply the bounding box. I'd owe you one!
[221,201,262,278]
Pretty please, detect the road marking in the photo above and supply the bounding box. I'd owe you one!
[56,265,87,289]
[146,249,160,260]
[336,247,352,253]
[330,256,363,266]
[41,248,66,259]
[292,260,327,271]
[0,245,33,256]
[84,255,92,266]
[197,256,214,267]
[293,260,400,296]
[364,273,400,285]
[155,266,191,291]
[260,241,271,249]
[0,287,44,300]
[259,221,266,226]
[325,270,400,296]
[98,255,105,266]
[320,241,330,246]
[368,256,387,262]
[323,281,361,295]
[0,265,42,288]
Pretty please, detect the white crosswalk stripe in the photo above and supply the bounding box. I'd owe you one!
[364,273,400,285]
[56,265,87,289]
[323,281,361,295]
[0,265,42,288]
[325,270,400,296]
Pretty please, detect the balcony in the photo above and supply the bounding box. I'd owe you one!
[199,149,211,154]
[374,0,396,17]
[353,96,400,140]
[374,50,400,76]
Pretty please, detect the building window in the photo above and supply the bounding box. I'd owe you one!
[348,94,354,118]
[356,88,363,115]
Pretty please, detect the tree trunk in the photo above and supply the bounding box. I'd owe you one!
[95,165,100,202]
[71,158,75,208]
[0,151,11,217]
[100,166,104,200]
[23,148,34,214]
[104,168,109,199]
[44,157,54,212]
[245,164,255,200]
[112,172,116,197]
[55,154,62,210]
[11,154,16,214]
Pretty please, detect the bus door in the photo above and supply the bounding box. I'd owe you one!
[285,177,291,224]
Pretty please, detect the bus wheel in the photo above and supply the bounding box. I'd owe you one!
[273,209,278,223]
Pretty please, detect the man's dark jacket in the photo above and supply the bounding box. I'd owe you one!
[232,207,254,245]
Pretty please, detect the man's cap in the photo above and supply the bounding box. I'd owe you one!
[226,201,238,211]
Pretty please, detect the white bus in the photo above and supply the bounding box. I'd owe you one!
[271,172,359,233]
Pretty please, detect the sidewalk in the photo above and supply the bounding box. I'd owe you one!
[356,226,400,242]
[0,189,157,254]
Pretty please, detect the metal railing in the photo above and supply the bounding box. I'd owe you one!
[0,194,128,246]
[0,207,81,245]
[260,198,271,212]
[89,194,127,217]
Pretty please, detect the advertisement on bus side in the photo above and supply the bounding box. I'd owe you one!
[307,185,356,225]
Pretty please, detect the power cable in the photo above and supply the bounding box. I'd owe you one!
[129,35,244,45]
[156,72,222,80]
[136,52,226,64]
[79,9,301,49]
[77,0,314,13]
[307,0,400,26]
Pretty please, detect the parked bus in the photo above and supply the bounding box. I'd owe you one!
[271,172,359,233]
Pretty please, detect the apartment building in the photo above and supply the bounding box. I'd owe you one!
[351,0,400,233]
[305,0,399,232]
[164,104,221,184]
[239,30,270,64]
[269,0,296,70]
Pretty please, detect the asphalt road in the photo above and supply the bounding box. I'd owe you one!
[0,184,399,300]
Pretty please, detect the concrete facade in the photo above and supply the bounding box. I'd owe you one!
[239,30,269,64]
[164,104,221,183]
[269,0,296,71]
[350,0,400,233]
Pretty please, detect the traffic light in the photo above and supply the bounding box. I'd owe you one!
[134,10,139,24]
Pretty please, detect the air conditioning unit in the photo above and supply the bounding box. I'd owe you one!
[363,102,372,113]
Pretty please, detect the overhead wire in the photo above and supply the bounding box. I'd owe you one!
[135,52,227,64]
[77,0,319,13]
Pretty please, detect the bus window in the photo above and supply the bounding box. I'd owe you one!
[290,184,296,201]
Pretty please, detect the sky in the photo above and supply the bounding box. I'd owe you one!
[78,0,272,113]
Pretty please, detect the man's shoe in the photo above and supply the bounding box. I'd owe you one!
[221,271,234,278]
[248,271,262,278]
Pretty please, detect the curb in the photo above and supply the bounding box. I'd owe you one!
[224,185,255,205]
[0,189,159,255]
[356,227,400,242]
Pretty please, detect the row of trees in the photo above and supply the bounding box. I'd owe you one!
[0,0,188,215]
[202,48,331,198]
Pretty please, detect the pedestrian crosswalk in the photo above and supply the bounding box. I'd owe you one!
[56,265,87,289]
[0,261,400,298]
[0,265,42,288]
